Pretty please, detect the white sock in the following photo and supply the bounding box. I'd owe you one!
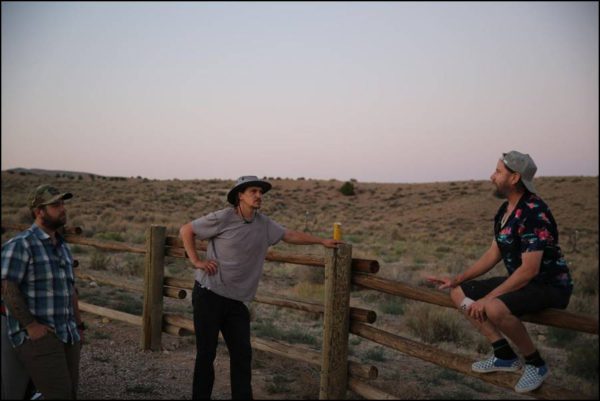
[460,297,475,311]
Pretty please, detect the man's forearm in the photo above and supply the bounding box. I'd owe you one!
[485,269,532,300]
[485,254,541,299]
[455,247,501,285]
[1,280,35,327]
[180,224,201,264]
[283,230,324,245]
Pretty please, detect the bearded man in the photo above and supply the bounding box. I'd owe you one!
[2,184,84,399]
[428,151,573,393]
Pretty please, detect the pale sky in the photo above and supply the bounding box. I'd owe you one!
[2,2,598,183]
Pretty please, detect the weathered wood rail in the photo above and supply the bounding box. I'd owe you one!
[2,222,596,399]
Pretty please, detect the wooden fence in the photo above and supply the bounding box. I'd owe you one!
[2,223,597,400]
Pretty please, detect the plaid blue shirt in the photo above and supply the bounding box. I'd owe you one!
[1,223,80,347]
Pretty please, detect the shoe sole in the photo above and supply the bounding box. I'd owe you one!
[472,365,522,373]
[514,372,550,393]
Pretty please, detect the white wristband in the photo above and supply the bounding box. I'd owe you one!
[460,297,475,311]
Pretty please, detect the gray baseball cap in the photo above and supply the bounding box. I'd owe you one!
[227,176,272,205]
[502,151,537,193]
[28,184,73,209]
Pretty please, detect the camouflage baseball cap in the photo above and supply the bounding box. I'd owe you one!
[28,184,73,209]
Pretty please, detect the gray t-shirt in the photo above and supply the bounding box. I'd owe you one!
[191,207,286,302]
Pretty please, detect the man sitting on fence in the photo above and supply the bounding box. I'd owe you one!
[427,151,573,393]
[180,175,342,400]
[1,184,85,400]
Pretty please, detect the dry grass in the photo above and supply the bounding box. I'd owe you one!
[1,170,598,399]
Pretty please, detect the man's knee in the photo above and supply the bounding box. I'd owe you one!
[485,299,512,324]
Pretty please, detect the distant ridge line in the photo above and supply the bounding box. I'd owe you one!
[2,168,596,184]
[5,167,105,178]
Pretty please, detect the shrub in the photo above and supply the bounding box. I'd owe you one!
[90,331,111,340]
[70,245,88,254]
[292,282,324,302]
[573,268,598,296]
[266,374,293,394]
[364,346,386,362]
[296,264,323,285]
[95,231,125,242]
[114,296,143,315]
[90,251,111,271]
[339,181,355,196]
[252,318,319,346]
[123,254,145,277]
[546,326,579,346]
[380,297,405,315]
[435,245,452,253]
[405,303,471,345]
[281,329,318,346]
[567,339,598,380]
[125,385,155,395]
[569,294,599,315]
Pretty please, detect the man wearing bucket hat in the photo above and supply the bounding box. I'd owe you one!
[1,184,84,399]
[427,151,573,394]
[180,175,343,400]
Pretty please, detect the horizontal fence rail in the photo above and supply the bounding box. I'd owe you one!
[350,322,591,400]
[1,224,379,272]
[1,223,83,235]
[164,236,380,273]
[160,275,377,324]
[352,273,599,335]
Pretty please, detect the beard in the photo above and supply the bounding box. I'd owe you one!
[41,212,67,230]
[492,182,508,199]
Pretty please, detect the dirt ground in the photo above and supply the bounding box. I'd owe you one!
[78,313,343,400]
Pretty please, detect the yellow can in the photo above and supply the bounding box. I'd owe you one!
[333,222,342,240]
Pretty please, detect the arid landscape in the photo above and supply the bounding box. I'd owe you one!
[1,169,598,399]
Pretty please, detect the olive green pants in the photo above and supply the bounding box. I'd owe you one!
[2,315,32,399]
[16,333,81,400]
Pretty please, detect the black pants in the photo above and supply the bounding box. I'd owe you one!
[192,283,252,400]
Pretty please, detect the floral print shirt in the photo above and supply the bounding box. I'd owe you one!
[494,192,573,292]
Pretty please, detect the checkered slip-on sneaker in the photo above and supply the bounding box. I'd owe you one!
[472,355,523,373]
[515,364,549,393]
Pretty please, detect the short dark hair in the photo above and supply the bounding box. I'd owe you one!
[30,206,43,220]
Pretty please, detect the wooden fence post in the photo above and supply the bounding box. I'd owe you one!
[319,243,352,399]
[141,225,166,351]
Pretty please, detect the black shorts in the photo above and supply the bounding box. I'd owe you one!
[460,276,571,317]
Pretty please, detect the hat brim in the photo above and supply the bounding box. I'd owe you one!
[227,181,271,205]
[39,192,73,207]
[521,180,536,194]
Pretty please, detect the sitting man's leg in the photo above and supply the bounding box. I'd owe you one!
[449,280,522,373]
[484,282,570,393]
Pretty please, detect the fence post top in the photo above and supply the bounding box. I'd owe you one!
[337,243,352,251]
